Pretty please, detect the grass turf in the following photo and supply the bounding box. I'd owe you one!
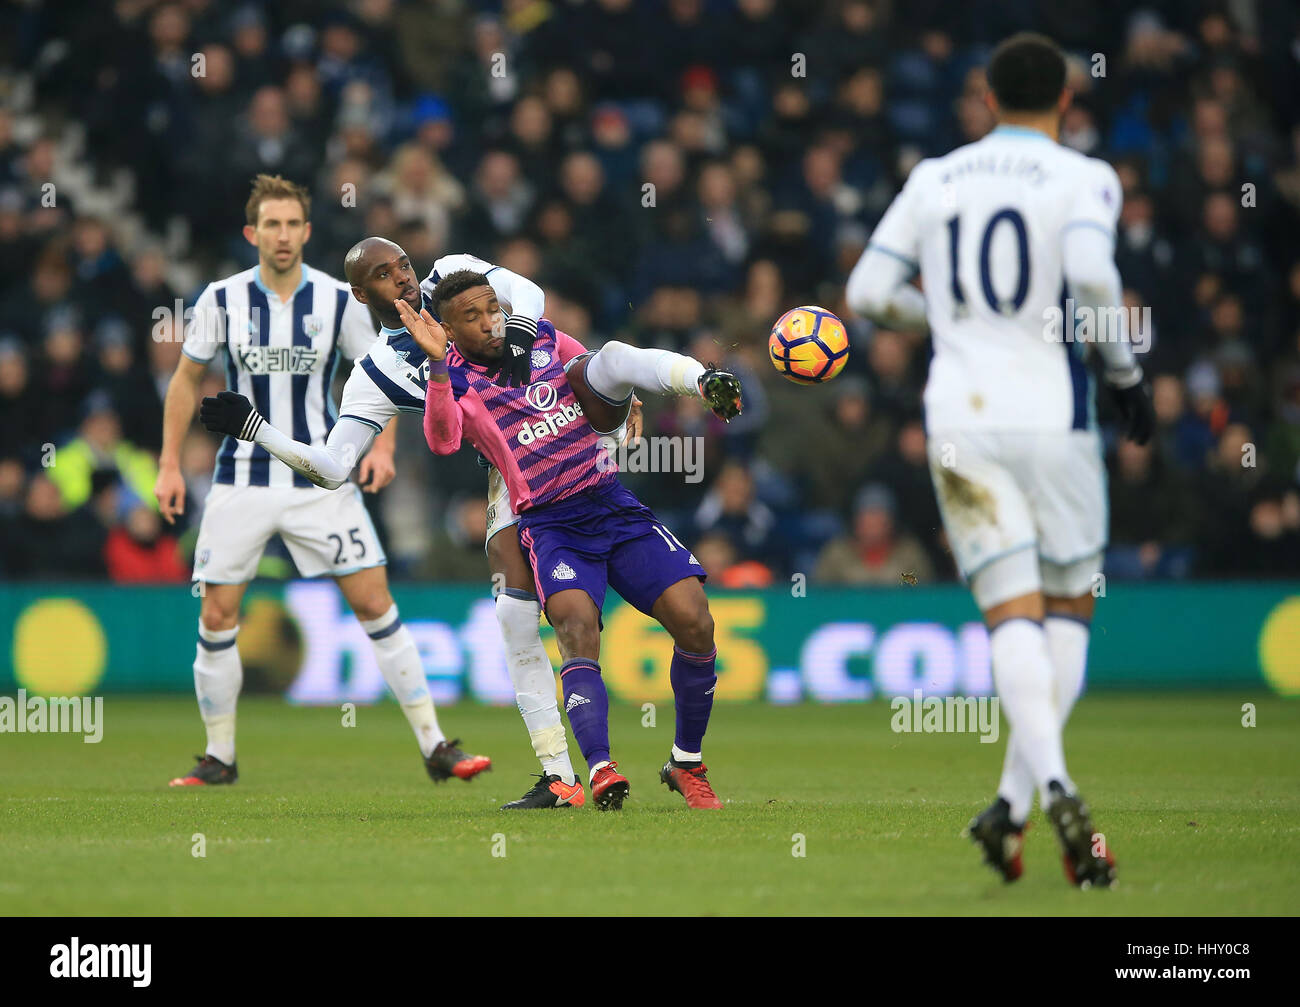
[0,693,1296,916]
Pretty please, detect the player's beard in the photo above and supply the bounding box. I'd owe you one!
[264,247,302,278]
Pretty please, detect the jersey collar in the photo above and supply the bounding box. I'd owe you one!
[253,263,309,301]
[991,124,1053,141]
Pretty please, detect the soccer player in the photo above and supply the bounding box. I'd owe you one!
[410,270,743,809]
[155,176,489,787]
[846,33,1154,887]
[200,238,600,809]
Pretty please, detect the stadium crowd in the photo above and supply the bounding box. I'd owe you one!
[1,0,1299,584]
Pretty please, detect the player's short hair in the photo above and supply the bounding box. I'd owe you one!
[245,174,311,226]
[987,32,1067,114]
[431,269,492,318]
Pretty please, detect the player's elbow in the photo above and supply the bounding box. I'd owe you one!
[845,268,890,323]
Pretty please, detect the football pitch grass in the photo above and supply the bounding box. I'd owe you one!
[1,694,1296,916]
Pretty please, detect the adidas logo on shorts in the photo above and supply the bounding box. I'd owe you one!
[565,693,590,712]
[551,561,577,581]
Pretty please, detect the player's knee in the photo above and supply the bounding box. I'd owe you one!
[552,611,600,659]
[351,590,395,624]
[199,596,239,633]
[674,604,715,654]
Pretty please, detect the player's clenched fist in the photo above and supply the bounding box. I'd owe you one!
[394,297,448,362]
[200,390,264,441]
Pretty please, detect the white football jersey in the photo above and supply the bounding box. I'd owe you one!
[182,263,378,487]
[868,125,1122,432]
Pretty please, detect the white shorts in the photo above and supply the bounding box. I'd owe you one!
[926,429,1106,603]
[484,464,520,552]
[193,483,386,583]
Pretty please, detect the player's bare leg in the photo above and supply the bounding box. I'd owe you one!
[336,565,490,783]
[489,527,584,809]
[170,581,248,786]
[650,577,724,809]
[546,588,626,809]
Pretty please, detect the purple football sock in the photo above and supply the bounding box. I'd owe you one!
[560,659,611,769]
[670,645,717,755]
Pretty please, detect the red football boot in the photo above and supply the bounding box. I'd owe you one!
[591,761,630,810]
[660,760,723,809]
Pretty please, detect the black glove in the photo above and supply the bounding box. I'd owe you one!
[200,390,263,441]
[1107,373,1155,445]
[487,317,536,388]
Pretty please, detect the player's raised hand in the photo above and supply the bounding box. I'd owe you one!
[394,298,448,361]
[154,466,186,525]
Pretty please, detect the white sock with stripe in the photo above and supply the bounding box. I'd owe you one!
[194,621,242,765]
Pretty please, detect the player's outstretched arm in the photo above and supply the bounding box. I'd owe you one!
[198,391,375,490]
[845,246,929,332]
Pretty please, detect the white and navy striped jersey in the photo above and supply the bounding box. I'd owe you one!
[183,263,378,487]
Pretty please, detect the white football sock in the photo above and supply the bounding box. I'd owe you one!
[671,744,702,764]
[497,592,576,784]
[998,615,1091,820]
[194,621,242,765]
[361,604,443,758]
[584,341,706,402]
[989,618,1071,806]
[1045,615,1090,718]
[996,732,1035,826]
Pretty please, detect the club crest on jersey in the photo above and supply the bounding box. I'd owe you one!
[524,381,559,411]
[551,561,577,581]
[531,349,551,369]
[302,315,323,338]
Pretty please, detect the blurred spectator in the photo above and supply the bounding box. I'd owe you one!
[423,494,490,581]
[104,502,188,582]
[691,460,784,571]
[814,483,933,586]
[46,393,158,512]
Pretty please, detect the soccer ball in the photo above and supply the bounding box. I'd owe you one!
[768,306,849,384]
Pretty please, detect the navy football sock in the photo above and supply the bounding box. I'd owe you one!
[670,645,717,755]
[560,659,611,769]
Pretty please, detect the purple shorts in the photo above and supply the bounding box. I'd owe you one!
[518,483,706,620]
